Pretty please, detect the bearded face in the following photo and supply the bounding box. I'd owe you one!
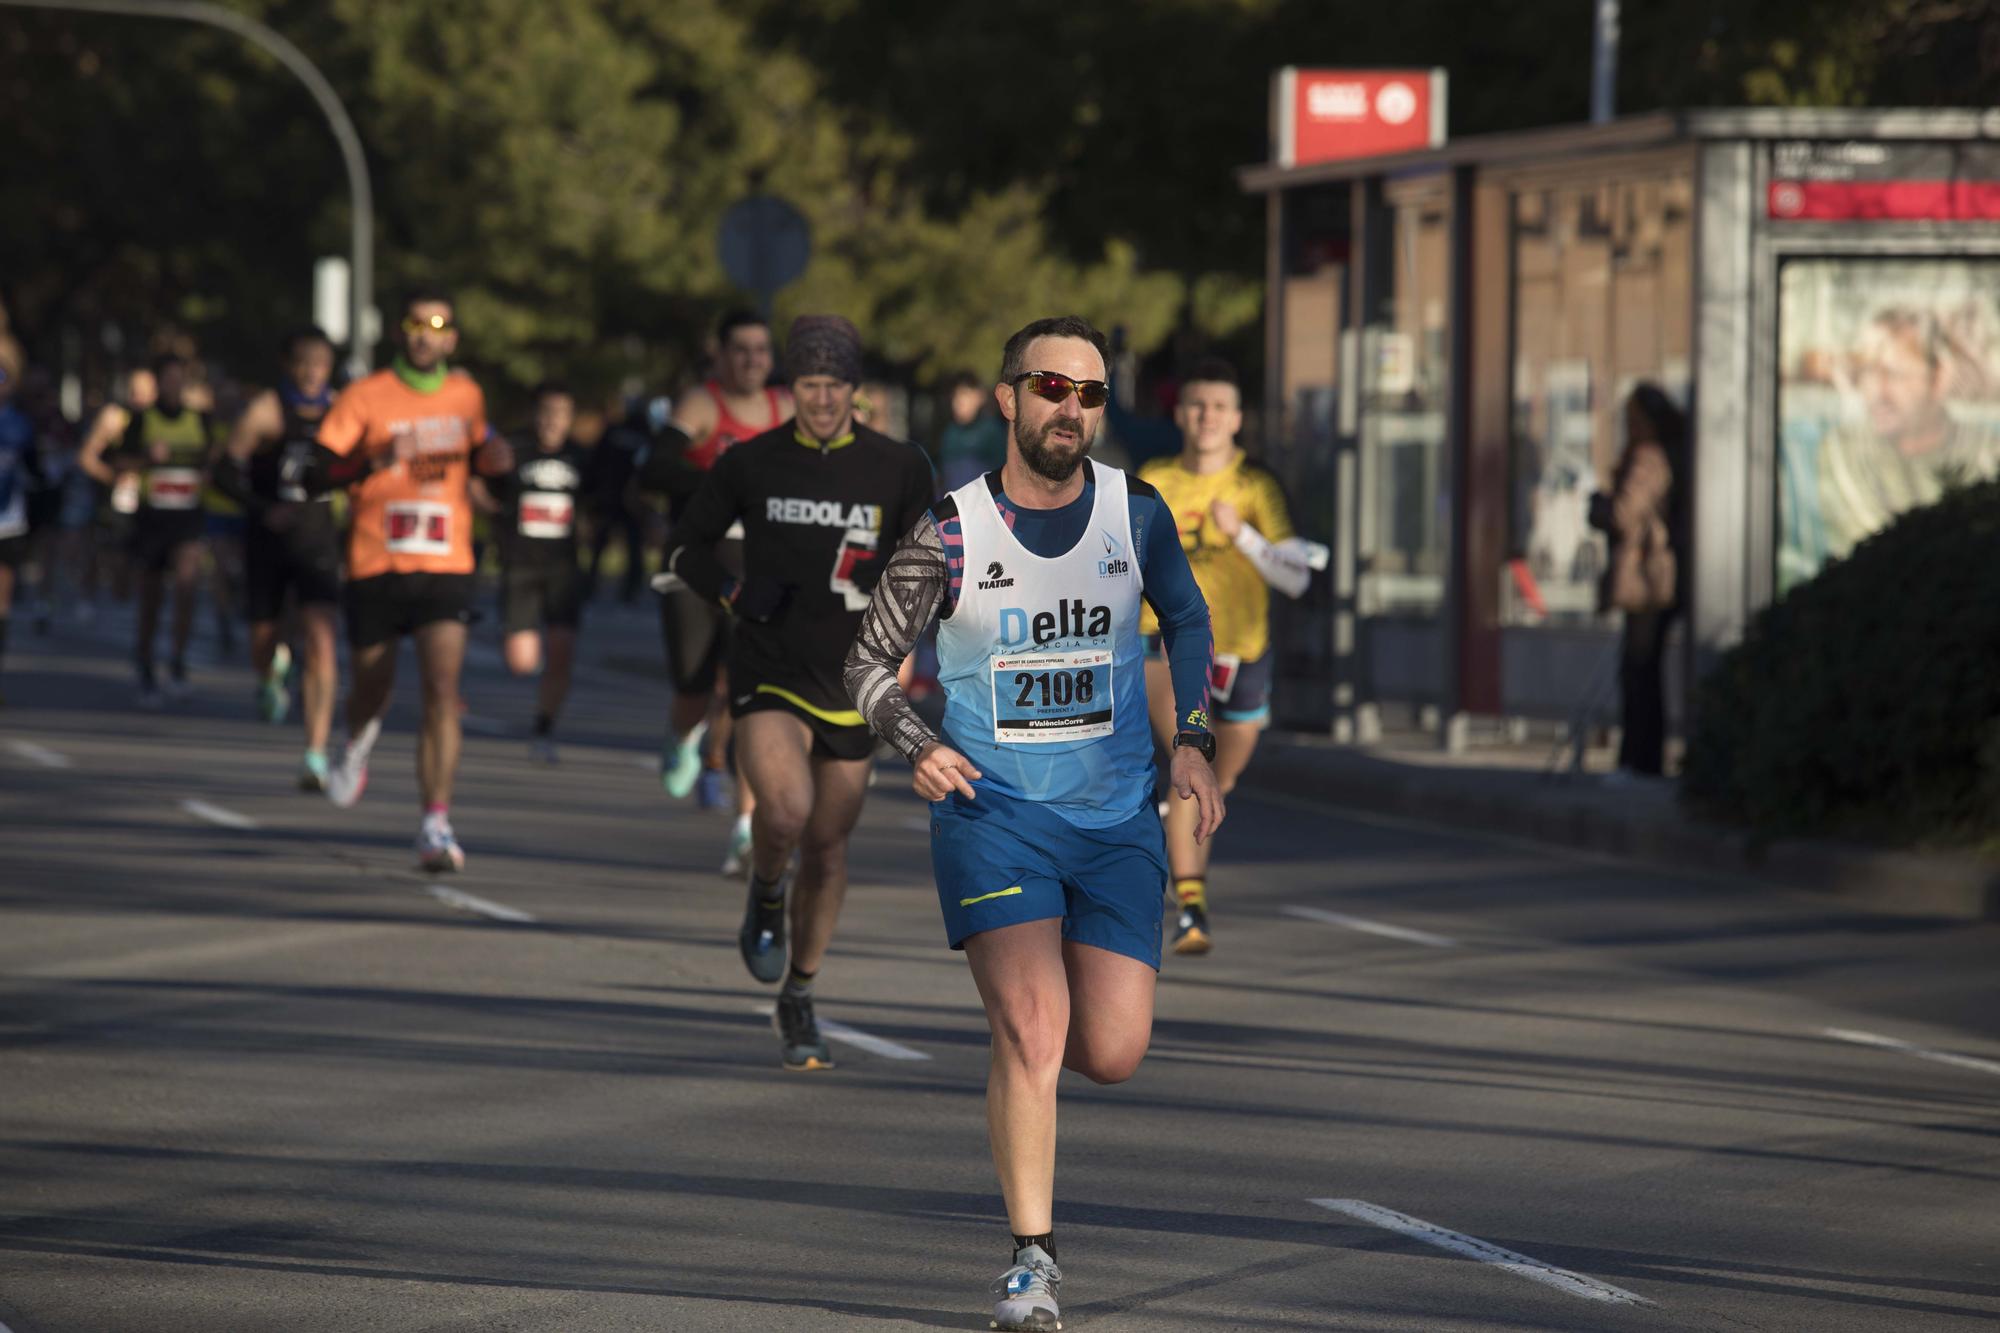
[1012,398,1096,483]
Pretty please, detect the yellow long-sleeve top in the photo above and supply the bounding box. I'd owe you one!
[1138,449,1294,661]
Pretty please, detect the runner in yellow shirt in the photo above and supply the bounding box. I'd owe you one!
[1140,358,1318,954]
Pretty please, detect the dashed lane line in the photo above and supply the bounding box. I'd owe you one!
[427,884,538,924]
[1281,904,1458,949]
[1309,1198,1653,1306]
[180,798,260,831]
[1823,1027,2000,1078]
[6,738,72,769]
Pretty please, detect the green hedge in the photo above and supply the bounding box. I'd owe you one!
[1681,478,2000,850]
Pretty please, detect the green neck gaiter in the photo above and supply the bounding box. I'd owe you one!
[393,355,448,394]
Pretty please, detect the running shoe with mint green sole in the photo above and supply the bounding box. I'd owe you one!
[298,751,330,793]
[661,721,708,798]
[992,1245,1061,1331]
[258,677,290,724]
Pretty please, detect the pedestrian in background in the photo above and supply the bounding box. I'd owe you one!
[935,371,1007,494]
[1591,383,1687,778]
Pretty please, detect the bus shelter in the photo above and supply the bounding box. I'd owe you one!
[1240,108,2000,745]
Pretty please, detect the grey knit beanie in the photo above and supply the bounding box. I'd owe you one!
[785,314,863,385]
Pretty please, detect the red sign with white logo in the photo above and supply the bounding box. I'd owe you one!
[1768,141,2000,221]
[1274,68,1447,168]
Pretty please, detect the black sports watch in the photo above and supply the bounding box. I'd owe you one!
[1173,730,1217,763]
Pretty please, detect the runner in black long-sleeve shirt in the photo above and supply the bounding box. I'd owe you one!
[661,314,933,1071]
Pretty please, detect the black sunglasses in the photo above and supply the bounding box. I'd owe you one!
[1012,371,1108,410]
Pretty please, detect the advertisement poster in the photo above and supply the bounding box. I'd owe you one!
[1778,258,2000,591]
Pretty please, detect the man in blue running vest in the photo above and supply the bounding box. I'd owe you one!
[846,315,1221,1332]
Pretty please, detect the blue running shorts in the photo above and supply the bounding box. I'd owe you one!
[930,785,1168,969]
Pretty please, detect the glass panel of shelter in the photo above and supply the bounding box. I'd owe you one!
[1505,169,1693,627]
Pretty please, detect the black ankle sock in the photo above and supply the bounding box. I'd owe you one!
[1012,1232,1056,1262]
[532,711,553,737]
[781,965,815,998]
[752,873,785,908]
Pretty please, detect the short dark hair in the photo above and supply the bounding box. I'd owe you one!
[1000,316,1108,383]
[403,289,454,317]
[945,370,981,394]
[282,327,333,360]
[1182,356,1239,391]
[531,379,574,403]
[150,353,185,377]
[716,308,768,345]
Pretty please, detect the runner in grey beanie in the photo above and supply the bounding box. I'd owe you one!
[786,315,863,385]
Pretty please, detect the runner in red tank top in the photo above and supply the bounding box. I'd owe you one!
[655,311,793,872]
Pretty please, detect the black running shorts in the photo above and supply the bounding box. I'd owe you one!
[344,572,475,649]
[128,510,205,573]
[246,523,342,622]
[502,557,585,633]
[731,682,875,763]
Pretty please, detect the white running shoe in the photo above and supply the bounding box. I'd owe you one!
[416,814,465,873]
[327,721,381,809]
[326,746,369,809]
[991,1245,1062,1332]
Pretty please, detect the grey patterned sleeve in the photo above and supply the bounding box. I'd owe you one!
[844,512,947,765]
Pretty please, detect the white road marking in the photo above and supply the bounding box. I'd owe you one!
[460,712,509,736]
[1309,1198,1652,1306]
[1822,1027,2000,1077]
[180,798,260,830]
[1282,904,1457,949]
[22,924,396,980]
[428,884,537,924]
[751,1004,931,1061]
[6,738,72,769]
[635,754,661,771]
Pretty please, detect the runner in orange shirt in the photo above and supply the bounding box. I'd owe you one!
[307,292,512,871]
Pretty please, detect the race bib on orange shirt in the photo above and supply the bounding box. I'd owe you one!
[385,500,453,556]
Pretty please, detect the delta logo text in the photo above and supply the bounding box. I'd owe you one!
[998,598,1112,647]
[1097,529,1129,578]
[977,560,1015,591]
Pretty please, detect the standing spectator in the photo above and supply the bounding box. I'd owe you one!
[935,371,1007,494]
[1590,384,1687,778]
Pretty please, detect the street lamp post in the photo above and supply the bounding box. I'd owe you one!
[1,0,376,375]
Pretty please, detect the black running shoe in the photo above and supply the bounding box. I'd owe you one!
[1172,904,1212,956]
[773,990,833,1071]
[738,872,788,984]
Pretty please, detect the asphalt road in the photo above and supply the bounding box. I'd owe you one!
[3,601,1998,1332]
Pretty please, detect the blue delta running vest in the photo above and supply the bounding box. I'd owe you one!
[935,464,1151,829]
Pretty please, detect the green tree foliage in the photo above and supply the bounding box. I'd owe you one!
[3,0,1993,403]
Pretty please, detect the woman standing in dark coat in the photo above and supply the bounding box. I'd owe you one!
[1592,384,1687,777]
